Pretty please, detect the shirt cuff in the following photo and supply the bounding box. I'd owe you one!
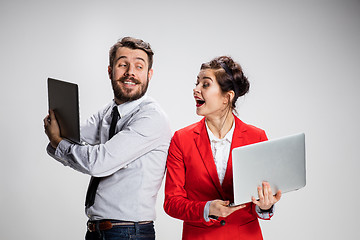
[46,140,70,167]
[55,139,72,156]
[203,201,212,222]
[46,143,56,156]
[255,204,275,220]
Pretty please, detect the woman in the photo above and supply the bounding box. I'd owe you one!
[164,56,281,239]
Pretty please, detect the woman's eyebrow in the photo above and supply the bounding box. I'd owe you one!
[202,76,213,81]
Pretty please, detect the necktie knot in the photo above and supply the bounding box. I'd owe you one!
[112,106,119,118]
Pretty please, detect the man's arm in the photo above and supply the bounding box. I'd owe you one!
[44,106,171,177]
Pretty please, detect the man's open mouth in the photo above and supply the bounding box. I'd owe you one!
[120,77,140,86]
[124,81,136,85]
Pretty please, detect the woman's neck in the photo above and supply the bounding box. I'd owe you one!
[205,109,234,139]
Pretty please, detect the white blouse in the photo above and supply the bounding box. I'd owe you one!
[205,121,235,185]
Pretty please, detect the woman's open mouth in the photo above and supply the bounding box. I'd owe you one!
[195,97,205,107]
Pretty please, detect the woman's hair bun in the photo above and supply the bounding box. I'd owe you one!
[200,56,249,109]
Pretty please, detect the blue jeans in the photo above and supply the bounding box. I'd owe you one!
[85,221,155,240]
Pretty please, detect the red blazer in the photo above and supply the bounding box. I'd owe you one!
[164,115,268,240]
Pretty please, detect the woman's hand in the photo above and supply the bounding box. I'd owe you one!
[252,182,281,211]
[209,200,246,218]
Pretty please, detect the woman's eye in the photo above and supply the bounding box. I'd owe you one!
[195,81,209,88]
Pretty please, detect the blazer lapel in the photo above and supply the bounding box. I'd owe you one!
[193,118,225,199]
[222,116,247,201]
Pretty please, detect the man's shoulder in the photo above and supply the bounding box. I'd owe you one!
[129,97,171,137]
[138,96,166,116]
[138,96,158,108]
[129,96,169,126]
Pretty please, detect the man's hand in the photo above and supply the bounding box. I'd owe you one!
[209,200,246,218]
[43,109,62,148]
[252,181,281,211]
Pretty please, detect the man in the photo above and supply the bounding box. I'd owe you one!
[44,37,172,240]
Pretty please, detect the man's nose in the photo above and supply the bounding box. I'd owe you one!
[125,64,135,76]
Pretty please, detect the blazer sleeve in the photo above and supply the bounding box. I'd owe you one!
[163,131,212,225]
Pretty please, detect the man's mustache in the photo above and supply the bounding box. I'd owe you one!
[118,76,141,84]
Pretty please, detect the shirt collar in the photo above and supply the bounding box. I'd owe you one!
[112,94,147,118]
[205,120,235,143]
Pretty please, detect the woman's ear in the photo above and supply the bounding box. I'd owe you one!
[226,90,235,105]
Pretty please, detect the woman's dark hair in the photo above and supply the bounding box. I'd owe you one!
[109,37,154,70]
[200,56,249,109]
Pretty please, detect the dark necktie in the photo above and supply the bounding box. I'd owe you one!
[85,106,120,208]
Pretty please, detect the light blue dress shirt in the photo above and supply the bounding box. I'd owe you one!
[47,95,172,221]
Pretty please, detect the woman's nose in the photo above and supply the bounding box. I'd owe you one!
[193,87,200,94]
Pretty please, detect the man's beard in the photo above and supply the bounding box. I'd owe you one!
[111,75,149,103]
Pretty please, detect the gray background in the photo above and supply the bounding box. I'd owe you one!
[1,0,359,239]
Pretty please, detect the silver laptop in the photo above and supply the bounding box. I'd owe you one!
[232,133,306,205]
[47,78,81,144]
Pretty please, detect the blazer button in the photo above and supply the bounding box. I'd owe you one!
[220,220,226,226]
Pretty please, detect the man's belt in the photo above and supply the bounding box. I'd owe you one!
[87,220,153,232]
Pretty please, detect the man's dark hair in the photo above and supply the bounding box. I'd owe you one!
[109,37,154,70]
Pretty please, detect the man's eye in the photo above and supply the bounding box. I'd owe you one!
[136,66,143,69]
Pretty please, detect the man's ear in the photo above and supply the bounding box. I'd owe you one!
[108,66,112,79]
[147,68,154,81]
